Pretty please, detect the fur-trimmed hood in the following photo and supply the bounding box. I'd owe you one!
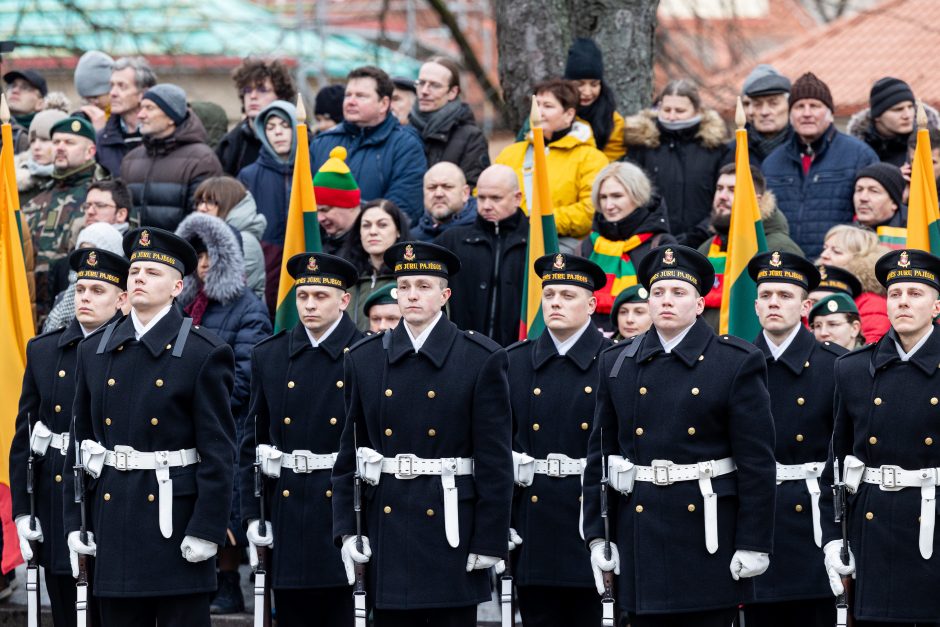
[843,244,889,296]
[175,212,246,306]
[846,103,940,140]
[623,108,728,150]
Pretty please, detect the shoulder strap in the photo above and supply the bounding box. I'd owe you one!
[610,331,646,378]
[382,329,392,350]
[95,321,119,354]
[172,318,194,358]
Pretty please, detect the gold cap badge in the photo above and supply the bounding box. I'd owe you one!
[899,251,910,268]
[307,256,318,272]
[818,265,827,280]
[86,251,98,267]
[71,120,81,132]
[403,244,416,262]
[139,230,151,247]
[553,254,565,270]
[770,251,782,267]
[827,299,839,312]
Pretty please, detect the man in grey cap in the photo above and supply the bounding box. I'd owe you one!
[74,50,114,132]
[728,64,794,165]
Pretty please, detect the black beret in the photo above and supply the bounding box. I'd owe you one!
[286,252,357,290]
[69,248,130,290]
[747,250,820,291]
[123,227,198,276]
[533,253,607,292]
[637,245,715,297]
[384,241,460,278]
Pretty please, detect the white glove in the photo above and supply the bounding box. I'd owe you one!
[67,531,96,579]
[180,535,218,563]
[466,553,501,572]
[15,515,43,561]
[246,519,274,569]
[823,540,856,596]
[730,550,770,580]
[341,535,372,585]
[494,528,524,574]
[589,538,620,595]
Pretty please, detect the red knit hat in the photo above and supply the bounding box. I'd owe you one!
[790,72,834,112]
[314,147,361,208]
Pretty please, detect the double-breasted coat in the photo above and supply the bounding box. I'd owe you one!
[507,327,611,588]
[583,317,777,614]
[239,316,363,589]
[63,307,236,597]
[752,328,844,603]
[821,328,940,622]
[331,317,513,609]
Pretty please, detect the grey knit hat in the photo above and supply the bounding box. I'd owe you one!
[76,222,124,255]
[74,50,114,98]
[742,64,791,98]
[28,109,68,142]
[142,83,188,125]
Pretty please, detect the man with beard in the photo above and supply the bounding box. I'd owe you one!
[413,162,477,242]
[697,163,803,330]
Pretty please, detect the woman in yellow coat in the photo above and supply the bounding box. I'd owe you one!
[496,79,609,244]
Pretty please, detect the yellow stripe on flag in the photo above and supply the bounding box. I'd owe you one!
[906,111,940,254]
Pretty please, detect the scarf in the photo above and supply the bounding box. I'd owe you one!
[184,285,210,325]
[26,159,54,178]
[657,115,702,132]
[577,84,616,150]
[704,236,726,309]
[751,126,791,161]
[876,225,907,250]
[409,100,466,139]
[588,230,654,314]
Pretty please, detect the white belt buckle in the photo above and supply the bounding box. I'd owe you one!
[113,445,133,471]
[395,454,417,479]
[652,459,673,486]
[880,465,902,491]
[294,454,310,473]
[546,457,561,477]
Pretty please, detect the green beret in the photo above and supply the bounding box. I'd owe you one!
[609,284,649,328]
[809,293,858,324]
[50,116,96,143]
[363,283,399,316]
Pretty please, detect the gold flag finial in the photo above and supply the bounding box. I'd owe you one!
[735,97,746,130]
[529,96,541,130]
[917,100,928,129]
[296,94,307,124]
[0,93,9,124]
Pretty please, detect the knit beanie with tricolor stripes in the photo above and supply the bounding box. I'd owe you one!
[314,146,361,208]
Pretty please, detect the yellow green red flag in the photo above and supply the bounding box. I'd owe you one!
[905,104,940,254]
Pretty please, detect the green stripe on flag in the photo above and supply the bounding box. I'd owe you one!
[274,286,299,331]
[726,268,760,340]
[303,212,322,252]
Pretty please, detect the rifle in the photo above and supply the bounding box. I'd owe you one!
[353,424,367,627]
[599,428,615,627]
[499,534,514,627]
[72,420,91,627]
[25,415,40,627]
[252,416,272,627]
[832,458,853,627]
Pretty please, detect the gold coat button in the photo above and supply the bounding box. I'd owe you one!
[105,418,112,426]
[166,344,172,350]
[384,388,392,397]
[103,493,111,501]
[148,494,155,502]
[795,504,803,513]
[530,495,538,503]
[151,418,159,426]
[581,422,589,431]
[336,380,344,388]
[427,390,436,399]
[284,417,291,425]
[797,397,805,406]
[687,504,695,512]
[426,509,435,517]
[282,490,290,498]
[55,474,62,483]
[635,427,644,436]
[384,506,392,514]
[58,370,66,378]
[326,490,333,498]
[804,361,810,368]
[385,428,393,437]
[874,397,882,406]
[698,355,704,361]
[54,404,61,413]
[635,505,644,513]
[584,386,593,394]
[869,436,878,445]
[932,398,938,406]
[288,381,295,389]
[330,417,338,425]
[639,387,647,395]
[865,512,874,521]
[107,378,115,387]
[691,387,700,396]
[117,346,123,351]
[155,379,164,387]
[796,434,804,442]
[688,427,696,436]
[532,423,540,431]
[926,437,934,446]
[428,428,436,437]
[533,388,541,396]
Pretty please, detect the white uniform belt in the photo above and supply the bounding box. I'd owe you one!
[512,451,585,486]
[607,456,735,554]
[846,454,940,560]
[80,441,199,540]
[776,462,825,547]
[29,421,69,456]
[281,450,337,473]
[358,448,473,549]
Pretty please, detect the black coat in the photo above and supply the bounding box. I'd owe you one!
[216,119,263,177]
[752,328,845,603]
[821,328,940,622]
[331,318,513,609]
[582,318,776,614]
[414,104,490,188]
[507,326,611,588]
[63,307,236,597]
[239,316,363,589]
[11,318,100,576]
[433,210,528,346]
[96,114,143,177]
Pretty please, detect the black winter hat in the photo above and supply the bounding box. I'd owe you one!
[564,38,604,81]
[315,84,345,123]
[855,162,905,209]
[790,72,834,112]
[869,76,915,120]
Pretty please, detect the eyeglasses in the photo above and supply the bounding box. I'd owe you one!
[414,79,447,91]
[241,85,274,96]
[81,201,116,212]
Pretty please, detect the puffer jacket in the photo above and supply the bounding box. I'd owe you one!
[495,121,609,239]
[843,245,890,344]
[121,110,224,231]
[763,124,878,259]
[175,213,272,418]
[225,192,267,300]
[310,114,428,222]
[846,103,940,167]
[623,109,729,241]
[411,102,490,187]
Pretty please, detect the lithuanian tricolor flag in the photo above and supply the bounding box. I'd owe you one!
[718,99,767,339]
[905,103,940,254]
[519,99,559,339]
[0,95,34,572]
[274,98,322,332]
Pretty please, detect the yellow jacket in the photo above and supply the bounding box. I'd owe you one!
[602,111,626,162]
[495,121,609,239]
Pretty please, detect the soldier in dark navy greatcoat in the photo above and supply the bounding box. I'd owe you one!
[745,251,844,627]
[331,241,513,627]
[12,247,128,627]
[583,244,777,627]
[63,227,235,627]
[239,252,363,627]
[505,253,611,627]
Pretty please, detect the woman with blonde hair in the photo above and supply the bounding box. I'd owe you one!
[579,161,675,330]
[817,224,890,342]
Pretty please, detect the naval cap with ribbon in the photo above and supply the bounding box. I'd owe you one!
[533,253,607,292]
[286,252,357,290]
[747,250,820,292]
[809,292,859,324]
[637,244,715,297]
[384,241,460,278]
[875,249,940,291]
[123,227,198,276]
[68,248,130,289]
[814,264,862,298]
